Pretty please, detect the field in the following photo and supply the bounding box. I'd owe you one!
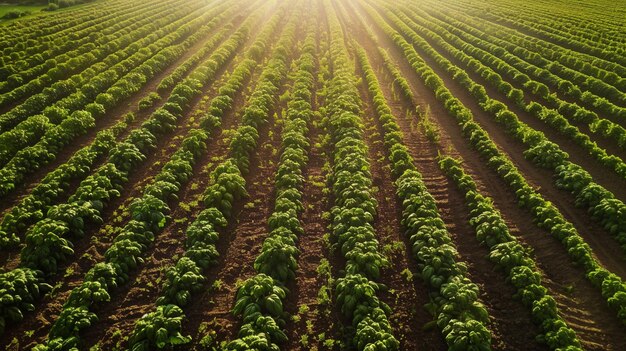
[0,0,625,350]
[0,4,46,20]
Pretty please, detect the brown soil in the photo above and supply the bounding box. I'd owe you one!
[180,92,284,349]
[282,121,341,351]
[334,4,445,349]
[281,22,343,345]
[180,23,300,345]
[360,73,447,350]
[283,4,345,349]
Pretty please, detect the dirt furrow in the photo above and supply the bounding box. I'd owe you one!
[283,120,340,350]
[181,104,283,349]
[282,22,343,347]
[178,32,302,341]
[358,74,445,350]
[333,5,444,349]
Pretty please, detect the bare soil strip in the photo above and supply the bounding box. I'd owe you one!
[181,100,284,348]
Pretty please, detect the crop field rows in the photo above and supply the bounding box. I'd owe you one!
[0,0,625,350]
